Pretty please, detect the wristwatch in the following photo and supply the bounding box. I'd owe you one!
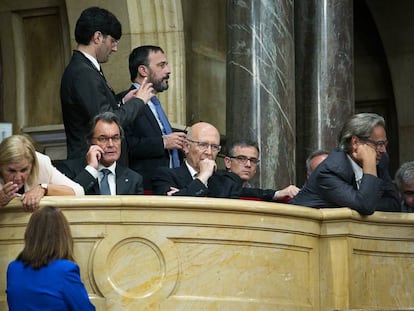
[39,183,48,196]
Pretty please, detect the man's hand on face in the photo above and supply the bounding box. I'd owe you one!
[196,158,217,185]
[353,143,377,176]
[86,145,105,169]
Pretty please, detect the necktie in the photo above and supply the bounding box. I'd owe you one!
[100,169,111,195]
[99,67,115,95]
[152,96,180,168]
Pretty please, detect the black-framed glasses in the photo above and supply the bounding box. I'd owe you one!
[93,135,122,144]
[357,136,388,149]
[228,155,260,165]
[186,139,221,152]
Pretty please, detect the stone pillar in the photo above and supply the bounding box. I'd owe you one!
[226,0,295,189]
[295,0,354,185]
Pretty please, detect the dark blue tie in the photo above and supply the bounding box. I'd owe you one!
[100,169,111,195]
[152,96,180,168]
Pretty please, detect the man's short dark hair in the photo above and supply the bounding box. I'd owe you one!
[86,112,124,143]
[227,140,260,157]
[75,7,122,45]
[128,45,164,82]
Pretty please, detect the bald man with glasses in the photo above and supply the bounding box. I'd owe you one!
[224,140,299,202]
[152,122,243,197]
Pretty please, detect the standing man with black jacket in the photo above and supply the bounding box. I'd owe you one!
[119,45,186,191]
[60,7,154,160]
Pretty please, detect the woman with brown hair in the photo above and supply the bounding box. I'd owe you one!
[6,206,95,310]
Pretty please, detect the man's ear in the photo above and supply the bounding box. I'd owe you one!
[224,156,232,169]
[351,135,360,151]
[138,65,148,77]
[92,31,102,44]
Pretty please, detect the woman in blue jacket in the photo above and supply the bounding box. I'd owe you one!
[6,206,95,310]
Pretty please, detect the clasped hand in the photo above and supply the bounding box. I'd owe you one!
[1,182,45,212]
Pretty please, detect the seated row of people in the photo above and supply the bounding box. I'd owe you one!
[0,112,412,216]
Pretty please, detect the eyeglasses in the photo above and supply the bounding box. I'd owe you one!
[229,155,260,165]
[357,136,388,149]
[110,37,119,47]
[104,34,119,47]
[93,135,122,144]
[186,139,221,152]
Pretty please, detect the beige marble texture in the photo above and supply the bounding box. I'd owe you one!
[0,197,414,310]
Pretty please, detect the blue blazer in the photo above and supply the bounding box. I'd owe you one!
[290,149,400,215]
[7,259,95,310]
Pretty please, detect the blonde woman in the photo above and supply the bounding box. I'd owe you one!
[0,135,84,211]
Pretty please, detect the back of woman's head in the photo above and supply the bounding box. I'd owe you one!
[0,134,38,185]
[18,206,74,269]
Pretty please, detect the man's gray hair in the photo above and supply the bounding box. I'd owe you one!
[338,113,385,152]
[395,161,414,189]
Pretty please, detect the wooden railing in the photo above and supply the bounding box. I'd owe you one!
[1,196,414,311]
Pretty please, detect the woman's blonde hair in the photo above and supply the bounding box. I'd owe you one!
[0,134,39,186]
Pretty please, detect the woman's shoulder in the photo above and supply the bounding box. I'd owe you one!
[35,151,52,163]
[48,259,79,272]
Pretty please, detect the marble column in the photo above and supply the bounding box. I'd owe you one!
[295,0,354,185]
[226,0,295,189]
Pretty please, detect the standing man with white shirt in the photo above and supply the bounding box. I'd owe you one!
[60,7,154,161]
[119,45,186,191]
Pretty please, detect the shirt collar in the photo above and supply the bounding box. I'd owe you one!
[79,50,100,71]
[347,154,363,185]
[185,160,198,179]
[98,162,117,175]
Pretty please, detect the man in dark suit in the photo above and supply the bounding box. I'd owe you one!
[224,140,299,202]
[60,7,154,160]
[57,112,143,195]
[290,113,400,215]
[152,122,241,197]
[119,45,186,191]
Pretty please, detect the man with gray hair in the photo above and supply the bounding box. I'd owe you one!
[305,149,329,179]
[291,113,400,215]
[395,161,414,212]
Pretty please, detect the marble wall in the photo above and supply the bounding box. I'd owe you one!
[1,0,414,186]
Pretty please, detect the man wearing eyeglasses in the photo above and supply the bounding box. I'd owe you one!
[118,45,186,191]
[57,112,143,195]
[152,122,242,197]
[395,161,414,212]
[291,113,400,215]
[224,140,299,202]
[60,7,154,162]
